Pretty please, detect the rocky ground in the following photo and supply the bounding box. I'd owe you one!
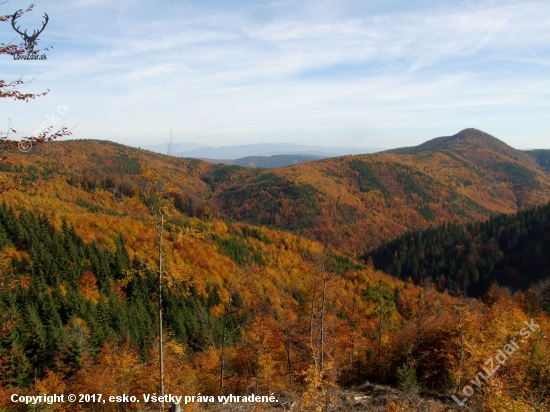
[194,383,471,411]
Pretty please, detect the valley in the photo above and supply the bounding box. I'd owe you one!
[0,129,549,411]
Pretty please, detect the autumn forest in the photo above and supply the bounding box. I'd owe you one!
[0,126,548,411]
[4,0,550,408]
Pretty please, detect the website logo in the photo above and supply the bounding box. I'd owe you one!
[11,10,48,60]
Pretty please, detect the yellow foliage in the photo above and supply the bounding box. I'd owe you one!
[79,270,99,304]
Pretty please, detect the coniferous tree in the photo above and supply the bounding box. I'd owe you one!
[396,362,420,395]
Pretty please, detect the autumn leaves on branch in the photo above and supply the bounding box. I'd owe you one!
[1,3,72,194]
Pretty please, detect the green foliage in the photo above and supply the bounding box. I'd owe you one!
[216,173,321,230]
[445,195,490,219]
[57,320,88,379]
[0,224,12,249]
[201,165,244,190]
[0,204,235,385]
[526,149,550,173]
[76,198,121,216]
[233,225,272,245]
[211,234,266,266]
[392,164,432,202]
[213,164,243,180]
[396,362,420,395]
[171,191,195,216]
[350,160,389,197]
[491,162,536,183]
[364,280,397,317]
[366,202,550,296]
[115,154,141,174]
[328,253,364,272]
[419,205,435,221]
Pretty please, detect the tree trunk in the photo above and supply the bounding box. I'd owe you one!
[309,274,319,369]
[282,305,293,390]
[320,271,327,372]
[348,297,357,385]
[158,213,165,411]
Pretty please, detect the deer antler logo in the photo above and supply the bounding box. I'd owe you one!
[11,11,49,53]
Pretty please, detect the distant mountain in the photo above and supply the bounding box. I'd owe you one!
[20,129,550,254]
[525,149,550,173]
[142,141,207,154]
[202,154,327,168]
[174,143,382,160]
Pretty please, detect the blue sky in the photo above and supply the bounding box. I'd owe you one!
[1,0,550,149]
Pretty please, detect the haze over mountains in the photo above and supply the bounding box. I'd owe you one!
[201,154,328,168]
[142,142,383,160]
[526,149,550,173]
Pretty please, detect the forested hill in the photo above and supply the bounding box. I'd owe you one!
[2,137,550,410]
[206,128,550,253]
[385,128,540,169]
[4,129,550,255]
[1,199,549,411]
[364,201,550,297]
[0,200,371,392]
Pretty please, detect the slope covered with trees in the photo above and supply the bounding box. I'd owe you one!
[526,149,550,173]
[208,129,550,253]
[0,134,550,410]
[1,197,550,411]
[5,128,550,256]
[365,201,550,297]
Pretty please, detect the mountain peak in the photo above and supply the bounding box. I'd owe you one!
[445,128,500,144]
[385,129,539,169]
[455,127,488,136]
[387,128,499,153]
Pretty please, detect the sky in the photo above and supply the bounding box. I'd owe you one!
[1,0,550,149]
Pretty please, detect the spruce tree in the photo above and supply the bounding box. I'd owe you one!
[396,362,420,395]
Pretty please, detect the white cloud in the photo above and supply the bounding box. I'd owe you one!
[1,0,550,148]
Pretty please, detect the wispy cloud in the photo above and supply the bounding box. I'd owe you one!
[1,0,550,148]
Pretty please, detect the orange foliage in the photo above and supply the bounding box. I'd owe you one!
[79,271,99,304]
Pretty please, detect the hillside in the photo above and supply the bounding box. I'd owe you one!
[206,129,550,253]
[1,137,550,410]
[386,128,540,169]
[4,129,550,257]
[4,199,546,410]
[364,201,550,297]
[526,149,550,173]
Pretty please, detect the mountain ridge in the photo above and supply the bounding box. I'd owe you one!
[7,129,550,254]
[201,154,327,168]
[173,143,383,159]
[205,128,550,252]
[386,128,540,170]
